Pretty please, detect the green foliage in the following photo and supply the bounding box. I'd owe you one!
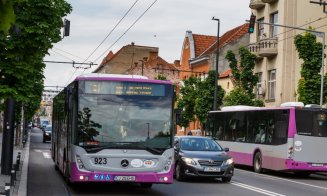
[177,71,225,130]
[194,71,224,127]
[0,0,15,33]
[294,32,325,105]
[177,76,199,128]
[0,0,72,120]
[224,46,263,106]
[155,74,167,80]
[223,88,264,107]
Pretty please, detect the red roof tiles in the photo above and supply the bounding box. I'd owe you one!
[192,34,217,57]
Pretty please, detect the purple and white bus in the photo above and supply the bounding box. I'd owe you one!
[52,74,174,187]
[206,102,327,176]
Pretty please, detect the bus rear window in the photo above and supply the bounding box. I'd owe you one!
[295,109,327,137]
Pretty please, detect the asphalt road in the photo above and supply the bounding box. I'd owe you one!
[27,127,327,196]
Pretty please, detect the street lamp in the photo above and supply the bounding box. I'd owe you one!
[212,17,220,111]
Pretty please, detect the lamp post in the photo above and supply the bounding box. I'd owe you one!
[212,17,220,111]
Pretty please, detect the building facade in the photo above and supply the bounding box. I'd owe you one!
[177,24,250,135]
[93,42,180,82]
[249,0,327,106]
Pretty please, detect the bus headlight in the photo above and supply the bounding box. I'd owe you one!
[181,157,197,166]
[222,158,233,166]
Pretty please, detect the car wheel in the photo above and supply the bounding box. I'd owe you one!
[175,162,184,181]
[140,183,153,188]
[253,152,262,173]
[221,176,232,183]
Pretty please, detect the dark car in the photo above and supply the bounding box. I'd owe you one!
[43,125,52,143]
[174,136,234,182]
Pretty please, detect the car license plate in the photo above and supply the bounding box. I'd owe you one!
[204,167,220,172]
[114,176,136,181]
[311,163,323,167]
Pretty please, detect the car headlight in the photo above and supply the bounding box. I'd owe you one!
[222,158,233,166]
[181,157,197,166]
[45,133,50,136]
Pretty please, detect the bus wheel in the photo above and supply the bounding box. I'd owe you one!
[253,152,262,173]
[175,162,184,181]
[140,183,153,188]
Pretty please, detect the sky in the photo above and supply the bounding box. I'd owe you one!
[43,0,251,89]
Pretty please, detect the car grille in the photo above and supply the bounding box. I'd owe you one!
[198,160,223,166]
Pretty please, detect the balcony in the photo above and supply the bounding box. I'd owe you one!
[249,0,265,9]
[248,43,262,59]
[258,38,278,57]
[262,0,278,3]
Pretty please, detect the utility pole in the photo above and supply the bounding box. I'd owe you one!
[212,17,220,111]
[1,99,16,175]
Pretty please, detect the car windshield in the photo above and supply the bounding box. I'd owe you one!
[45,126,52,132]
[180,137,223,151]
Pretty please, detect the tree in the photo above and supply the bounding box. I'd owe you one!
[0,0,16,33]
[194,70,224,129]
[0,0,72,121]
[294,32,326,105]
[177,71,225,132]
[176,76,198,129]
[224,46,264,106]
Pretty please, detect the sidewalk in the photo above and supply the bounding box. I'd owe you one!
[0,131,30,196]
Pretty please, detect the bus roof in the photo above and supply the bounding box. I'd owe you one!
[74,73,173,84]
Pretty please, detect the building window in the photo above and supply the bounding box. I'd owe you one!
[268,70,276,100]
[256,72,263,96]
[270,12,278,37]
[227,82,230,89]
[258,18,265,40]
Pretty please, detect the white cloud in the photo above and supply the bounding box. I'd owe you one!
[44,0,251,87]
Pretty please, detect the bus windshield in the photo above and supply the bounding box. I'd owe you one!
[295,109,327,137]
[77,93,172,151]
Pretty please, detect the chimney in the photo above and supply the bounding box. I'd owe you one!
[174,60,180,67]
[149,51,158,61]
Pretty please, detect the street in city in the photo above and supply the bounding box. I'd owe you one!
[27,127,327,196]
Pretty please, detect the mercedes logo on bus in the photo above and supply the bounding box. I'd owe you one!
[121,159,129,168]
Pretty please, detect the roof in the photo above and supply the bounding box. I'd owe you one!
[192,34,217,57]
[219,69,232,79]
[201,23,249,56]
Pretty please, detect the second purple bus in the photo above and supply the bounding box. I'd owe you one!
[206,103,327,176]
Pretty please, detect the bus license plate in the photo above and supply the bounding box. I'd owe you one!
[204,167,220,172]
[114,176,136,181]
[311,163,323,167]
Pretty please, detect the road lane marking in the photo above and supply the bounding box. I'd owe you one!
[236,168,327,190]
[34,149,51,159]
[43,152,51,159]
[231,181,285,196]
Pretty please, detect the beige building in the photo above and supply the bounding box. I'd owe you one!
[249,0,327,106]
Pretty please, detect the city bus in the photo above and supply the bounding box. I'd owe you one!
[206,102,327,176]
[51,73,175,187]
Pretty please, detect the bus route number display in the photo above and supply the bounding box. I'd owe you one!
[84,81,165,96]
[115,85,153,95]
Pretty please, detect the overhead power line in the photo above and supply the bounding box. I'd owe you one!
[93,0,158,63]
[83,0,139,63]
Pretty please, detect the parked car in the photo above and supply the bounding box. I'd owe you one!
[43,125,52,143]
[174,136,234,182]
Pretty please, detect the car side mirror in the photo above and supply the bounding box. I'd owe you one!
[224,148,229,152]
